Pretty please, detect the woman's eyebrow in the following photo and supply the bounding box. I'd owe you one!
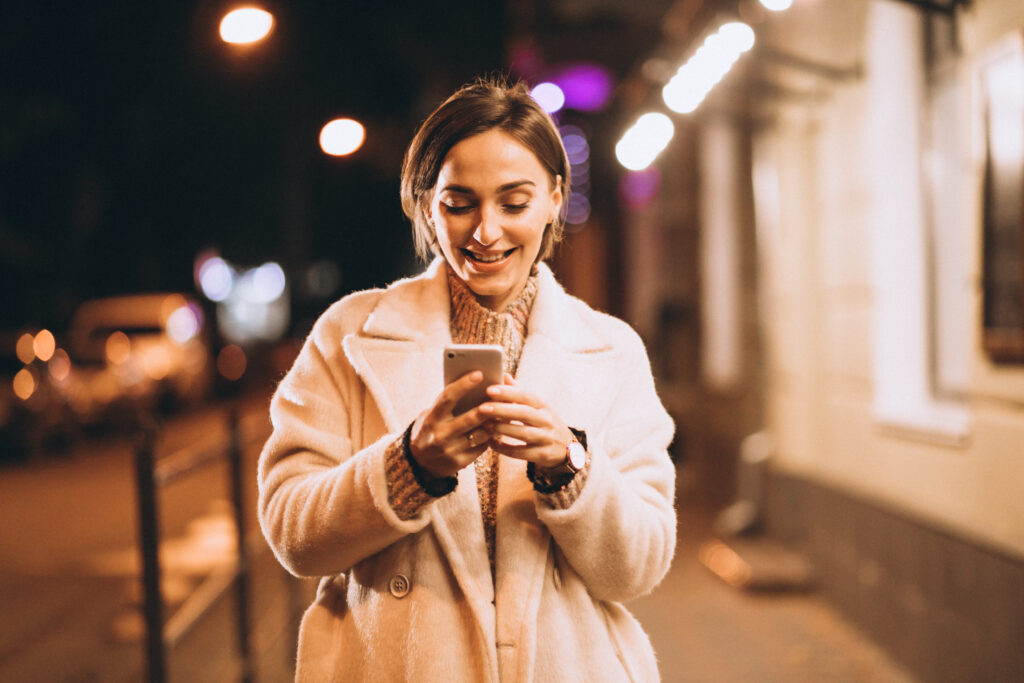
[440,180,536,194]
[498,180,536,192]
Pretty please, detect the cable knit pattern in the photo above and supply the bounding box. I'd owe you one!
[447,266,537,576]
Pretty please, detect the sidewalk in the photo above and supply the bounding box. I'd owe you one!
[0,406,914,682]
[631,491,916,682]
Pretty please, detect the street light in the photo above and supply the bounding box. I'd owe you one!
[319,118,365,156]
[219,7,274,45]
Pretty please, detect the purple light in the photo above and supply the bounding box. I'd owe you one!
[618,168,662,210]
[552,63,615,112]
[566,194,591,225]
[531,82,565,113]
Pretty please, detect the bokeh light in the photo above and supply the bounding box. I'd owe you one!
[319,118,365,156]
[562,133,590,165]
[615,113,675,171]
[566,194,591,226]
[531,82,565,113]
[553,63,615,112]
[106,332,131,365]
[167,305,202,344]
[16,333,35,365]
[619,168,662,210]
[662,21,755,115]
[238,262,286,303]
[49,349,72,382]
[760,0,793,10]
[33,330,56,362]
[198,256,235,302]
[219,7,274,45]
[13,368,36,401]
[143,347,172,381]
[217,344,247,381]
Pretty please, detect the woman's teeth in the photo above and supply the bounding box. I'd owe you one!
[465,249,514,263]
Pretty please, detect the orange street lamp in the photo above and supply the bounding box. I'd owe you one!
[219,7,274,45]
[319,118,365,156]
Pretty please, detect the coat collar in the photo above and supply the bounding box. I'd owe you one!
[359,258,609,354]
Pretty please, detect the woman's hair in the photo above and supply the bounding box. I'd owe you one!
[400,76,571,263]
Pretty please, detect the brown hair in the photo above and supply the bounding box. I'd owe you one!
[400,76,571,262]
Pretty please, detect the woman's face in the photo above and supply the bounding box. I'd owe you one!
[427,128,562,312]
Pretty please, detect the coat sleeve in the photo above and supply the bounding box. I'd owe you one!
[536,323,676,603]
[257,304,432,578]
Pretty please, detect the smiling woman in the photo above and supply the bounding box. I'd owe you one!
[258,76,676,682]
[426,129,562,311]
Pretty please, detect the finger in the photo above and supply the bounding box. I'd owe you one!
[430,371,483,417]
[480,401,541,424]
[488,439,539,461]
[502,372,516,385]
[488,421,546,444]
[486,382,545,409]
[444,405,494,436]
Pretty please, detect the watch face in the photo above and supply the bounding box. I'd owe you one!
[567,441,587,471]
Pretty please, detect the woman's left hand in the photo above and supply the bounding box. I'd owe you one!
[480,373,574,470]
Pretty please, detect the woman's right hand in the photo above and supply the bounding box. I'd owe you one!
[408,371,493,479]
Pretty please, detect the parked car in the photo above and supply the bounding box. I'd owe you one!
[64,293,213,424]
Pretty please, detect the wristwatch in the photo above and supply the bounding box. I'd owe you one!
[528,427,588,492]
[549,435,587,476]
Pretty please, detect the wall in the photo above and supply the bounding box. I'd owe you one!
[757,0,1024,561]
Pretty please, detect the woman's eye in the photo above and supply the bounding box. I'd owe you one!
[442,203,475,215]
[503,203,529,213]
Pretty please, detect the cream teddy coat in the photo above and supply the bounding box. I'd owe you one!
[258,259,676,682]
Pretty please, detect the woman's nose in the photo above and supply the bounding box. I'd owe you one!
[473,206,502,246]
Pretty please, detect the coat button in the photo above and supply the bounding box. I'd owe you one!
[389,574,411,598]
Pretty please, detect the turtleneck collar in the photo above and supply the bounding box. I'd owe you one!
[446,263,539,376]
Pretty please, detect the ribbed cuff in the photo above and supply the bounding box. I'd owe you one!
[528,427,590,508]
[531,450,591,509]
[385,435,433,521]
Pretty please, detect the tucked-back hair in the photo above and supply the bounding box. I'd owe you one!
[400,76,571,263]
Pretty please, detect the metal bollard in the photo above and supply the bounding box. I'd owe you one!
[134,420,167,683]
[228,404,254,683]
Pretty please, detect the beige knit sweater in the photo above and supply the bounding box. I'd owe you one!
[385,266,589,574]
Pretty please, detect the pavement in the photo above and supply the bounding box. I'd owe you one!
[0,400,915,682]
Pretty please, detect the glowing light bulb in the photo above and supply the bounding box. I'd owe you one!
[220,7,274,45]
[320,118,365,156]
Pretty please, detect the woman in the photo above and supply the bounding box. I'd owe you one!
[258,77,676,682]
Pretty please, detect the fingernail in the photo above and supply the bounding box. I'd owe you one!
[480,403,493,413]
[487,386,501,396]
[470,371,483,381]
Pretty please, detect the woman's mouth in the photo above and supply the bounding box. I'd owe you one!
[462,248,516,264]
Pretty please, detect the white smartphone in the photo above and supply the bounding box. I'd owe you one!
[443,344,504,416]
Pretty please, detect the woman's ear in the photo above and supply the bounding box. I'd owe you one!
[421,201,434,229]
[551,174,564,220]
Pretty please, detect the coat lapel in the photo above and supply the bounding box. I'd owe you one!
[341,260,497,653]
[493,265,615,674]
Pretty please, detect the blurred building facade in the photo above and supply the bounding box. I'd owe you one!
[605,1,1024,679]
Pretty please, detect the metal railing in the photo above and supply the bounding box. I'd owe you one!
[133,405,266,683]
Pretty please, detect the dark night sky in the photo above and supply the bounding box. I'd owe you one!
[1,2,507,331]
